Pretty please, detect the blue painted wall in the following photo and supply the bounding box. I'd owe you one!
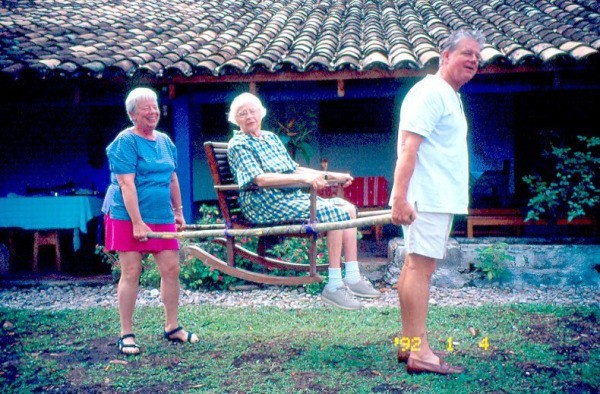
[0,104,114,197]
[1,73,597,221]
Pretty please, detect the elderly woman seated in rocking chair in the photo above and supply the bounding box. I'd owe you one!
[226,92,381,310]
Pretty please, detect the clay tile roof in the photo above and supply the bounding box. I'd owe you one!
[1,0,598,81]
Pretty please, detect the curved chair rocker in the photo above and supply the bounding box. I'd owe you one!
[149,141,391,286]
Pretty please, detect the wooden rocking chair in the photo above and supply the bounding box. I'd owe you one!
[184,141,331,286]
[147,142,391,285]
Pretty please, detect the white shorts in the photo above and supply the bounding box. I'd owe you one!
[402,211,454,259]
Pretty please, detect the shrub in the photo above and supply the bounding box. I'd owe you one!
[172,204,251,290]
[522,135,599,222]
[180,240,241,290]
[473,242,513,281]
[95,244,120,283]
[94,245,160,287]
[184,204,331,292]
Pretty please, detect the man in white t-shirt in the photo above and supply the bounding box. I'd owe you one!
[390,28,485,375]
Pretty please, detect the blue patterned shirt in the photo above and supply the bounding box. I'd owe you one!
[228,130,351,224]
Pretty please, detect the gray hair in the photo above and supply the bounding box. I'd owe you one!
[439,28,486,66]
[228,92,267,126]
[125,87,158,122]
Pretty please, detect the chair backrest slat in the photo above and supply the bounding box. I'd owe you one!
[204,141,244,225]
[204,140,313,230]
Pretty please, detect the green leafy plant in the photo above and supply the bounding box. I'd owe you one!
[95,244,160,287]
[522,135,599,222]
[180,241,240,290]
[188,204,334,292]
[180,203,252,290]
[180,236,261,291]
[473,242,514,281]
[95,244,120,283]
[95,244,118,267]
[196,203,225,227]
[267,237,329,295]
[276,110,318,165]
[139,253,161,288]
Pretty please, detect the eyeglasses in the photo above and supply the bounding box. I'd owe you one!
[236,108,259,118]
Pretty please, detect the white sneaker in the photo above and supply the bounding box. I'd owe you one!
[321,286,362,310]
[344,277,382,298]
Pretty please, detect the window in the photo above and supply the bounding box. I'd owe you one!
[319,98,394,134]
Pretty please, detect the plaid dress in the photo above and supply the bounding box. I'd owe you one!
[227,130,352,224]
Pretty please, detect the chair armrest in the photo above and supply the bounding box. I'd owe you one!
[220,180,345,192]
[267,180,345,189]
[214,184,242,191]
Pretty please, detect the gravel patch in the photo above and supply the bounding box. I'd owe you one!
[1,283,598,311]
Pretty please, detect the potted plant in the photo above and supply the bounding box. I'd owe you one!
[272,104,319,165]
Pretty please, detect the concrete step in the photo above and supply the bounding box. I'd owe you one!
[0,274,113,288]
[359,257,389,283]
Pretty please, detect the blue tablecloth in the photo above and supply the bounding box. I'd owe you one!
[0,196,103,250]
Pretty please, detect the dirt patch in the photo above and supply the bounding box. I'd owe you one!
[358,368,420,393]
[0,320,19,359]
[521,313,559,343]
[232,351,280,368]
[228,339,397,393]
[39,336,116,365]
[565,382,599,394]
[516,360,560,378]
[372,382,418,393]
[521,311,599,363]
[518,310,599,392]
[2,328,198,393]
[483,348,517,362]
[290,371,330,393]
[231,338,303,368]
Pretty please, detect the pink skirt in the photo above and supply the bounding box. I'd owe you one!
[104,215,179,253]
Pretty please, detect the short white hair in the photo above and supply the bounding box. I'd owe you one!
[125,87,158,122]
[228,92,267,126]
[439,28,486,66]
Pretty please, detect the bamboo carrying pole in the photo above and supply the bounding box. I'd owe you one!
[181,209,390,231]
[148,212,392,240]
[183,223,227,230]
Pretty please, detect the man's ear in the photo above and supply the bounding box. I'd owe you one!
[440,50,449,66]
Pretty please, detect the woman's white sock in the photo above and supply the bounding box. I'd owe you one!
[344,261,361,284]
[325,267,343,291]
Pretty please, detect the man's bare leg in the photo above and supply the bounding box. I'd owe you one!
[398,253,438,364]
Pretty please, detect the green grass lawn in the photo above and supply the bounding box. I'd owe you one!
[1,303,598,393]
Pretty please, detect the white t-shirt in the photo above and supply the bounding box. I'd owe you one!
[391,74,469,214]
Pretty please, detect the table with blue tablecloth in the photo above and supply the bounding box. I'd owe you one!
[0,195,103,252]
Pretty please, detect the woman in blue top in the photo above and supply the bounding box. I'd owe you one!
[103,87,198,355]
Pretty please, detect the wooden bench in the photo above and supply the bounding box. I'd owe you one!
[466,208,597,238]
